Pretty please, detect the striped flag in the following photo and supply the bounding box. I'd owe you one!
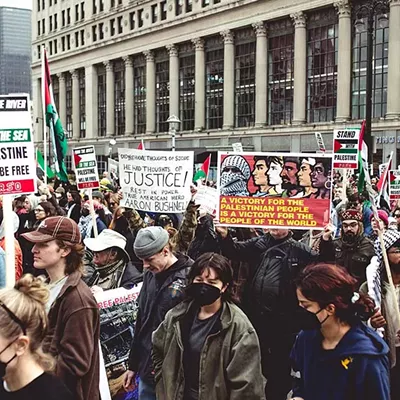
[42,48,69,182]
[194,154,211,182]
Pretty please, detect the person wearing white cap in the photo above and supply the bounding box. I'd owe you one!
[83,229,141,291]
[123,226,193,399]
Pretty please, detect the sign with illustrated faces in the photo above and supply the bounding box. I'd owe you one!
[0,94,37,195]
[73,145,100,190]
[216,152,333,230]
[389,170,400,200]
[333,128,361,169]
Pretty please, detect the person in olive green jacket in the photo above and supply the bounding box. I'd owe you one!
[152,253,265,400]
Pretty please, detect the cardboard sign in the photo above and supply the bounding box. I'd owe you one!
[333,128,360,169]
[217,152,333,230]
[95,284,142,400]
[194,185,218,215]
[315,132,326,153]
[118,149,193,213]
[108,158,119,180]
[389,170,400,200]
[73,145,100,190]
[232,142,243,153]
[0,95,36,195]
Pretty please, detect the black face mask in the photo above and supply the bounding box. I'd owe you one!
[0,341,17,378]
[297,307,329,331]
[186,283,222,306]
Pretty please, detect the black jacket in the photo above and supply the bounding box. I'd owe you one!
[188,215,220,260]
[128,254,193,383]
[220,232,318,338]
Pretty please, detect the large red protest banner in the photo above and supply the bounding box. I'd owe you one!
[217,152,333,230]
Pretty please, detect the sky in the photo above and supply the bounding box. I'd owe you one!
[0,0,31,9]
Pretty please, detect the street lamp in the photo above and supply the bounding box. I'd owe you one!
[108,139,116,158]
[167,115,181,152]
[354,0,389,162]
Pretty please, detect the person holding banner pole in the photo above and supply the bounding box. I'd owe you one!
[3,195,16,288]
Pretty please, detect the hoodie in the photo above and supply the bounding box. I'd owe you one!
[128,254,193,383]
[290,322,390,400]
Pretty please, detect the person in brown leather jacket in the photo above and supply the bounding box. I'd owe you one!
[21,216,100,400]
[319,209,375,288]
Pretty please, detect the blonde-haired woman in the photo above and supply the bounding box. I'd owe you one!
[0,275,72,399]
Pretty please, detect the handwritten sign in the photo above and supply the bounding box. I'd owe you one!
[217,152,333,229]
[194,185,218,215]
[0,95,36,195]
[118,149,193,213]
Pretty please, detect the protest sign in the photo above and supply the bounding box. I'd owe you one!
[315,132,326,153]
[333,128,361,169]
[217,152,333,230]
[232,142,243,153]
[118,149,193,213]
[95,284,142,400]
[108,158,119,180]
[194,185,218,215]
[0,95,36,195]
[73,145,100,190]
[389,170,400,200]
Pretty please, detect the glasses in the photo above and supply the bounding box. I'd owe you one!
[34,208,45,213]
[0,300,26,335]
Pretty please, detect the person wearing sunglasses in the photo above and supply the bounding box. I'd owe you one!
[0,274,72,399]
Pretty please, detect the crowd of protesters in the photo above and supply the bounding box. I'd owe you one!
[0,168,399,400]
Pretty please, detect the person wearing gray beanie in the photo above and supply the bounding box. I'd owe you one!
[125,226,194,397]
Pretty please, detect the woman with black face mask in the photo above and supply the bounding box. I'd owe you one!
[152,253,265,400]
[0,274,72,399]
[290,263,390,400]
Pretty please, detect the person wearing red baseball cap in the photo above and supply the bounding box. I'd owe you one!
[21,216,100,400]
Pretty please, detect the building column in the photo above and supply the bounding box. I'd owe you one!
[167,44,180,127]
[221,30,235,129]
[192,38,205,131]
[57,72,67,127]
[334,0,351,122]
[104,61,114,137]
[85,65,98,139]
[144,50,156,134]
[253,22,268,127]
[71,70,80,139]
[123,56,134,135]
[291,12,307,124]
[32,78,43,142]
[386,0,400,119]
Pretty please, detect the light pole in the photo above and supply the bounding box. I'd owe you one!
[108,139,116,158]
[354,0,389,162]
[167,115,181,152]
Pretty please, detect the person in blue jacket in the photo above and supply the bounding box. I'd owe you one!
[290,263,390,400]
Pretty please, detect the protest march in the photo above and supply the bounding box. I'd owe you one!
[2,19,400,400]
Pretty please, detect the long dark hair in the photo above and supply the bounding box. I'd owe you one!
[295,263,375,324]
[187,253,238,302]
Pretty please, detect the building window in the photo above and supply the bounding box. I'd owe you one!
[176,0,183,15]
[179,50,195,131]
[74,32,78,47]
[114,60,125,136]
[54,39,58,54]
[268,19,294,125]
[62,10,65,26]
[52,75,59,111]
[99,23,104,39]
[110,19,115,36]
[152,4,158,23]
[42,19,45,34]
[61,36,65,51]
[65,74,73,139]
[93,0,97,14]
[54,13,58,30]
[235,29,256,127]
[38,0,40,12]
[67,34,71,50]
[214,0,221,3]
[129,12,135,30]
[186,0,192,13]
[38,21,41,36]
[160,1,167,20]
[49,42,53,55]
[205,38,224,129]
[134,58,146,134]
[96,156,108,175]
[49,16,53,31]
[156,55,169,133]
[98,65,106,137]
[42,0,45,9]
[37,45,41,59]
[202,0,209,7]
[75,4,79,21]
[118,16,123,33]
[111,0,115,8]
[99,0,104,12]
[138,9,144,27]
[80,30,85,46]
[352,14,389,119]
[79,70,86,138]
[67,8,71,25]
[307,10,338,122]
[92,26,97,42]
[81,2,85,19]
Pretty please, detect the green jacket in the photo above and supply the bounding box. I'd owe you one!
[152,300,266,400]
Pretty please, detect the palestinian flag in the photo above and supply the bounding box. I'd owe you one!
[42,48,69,182]
[36,149,55,179]
[194,154,211,182]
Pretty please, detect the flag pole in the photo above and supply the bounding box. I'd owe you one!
[205,154,211,185]
[377,151,393,204]
[41,46,47,185]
